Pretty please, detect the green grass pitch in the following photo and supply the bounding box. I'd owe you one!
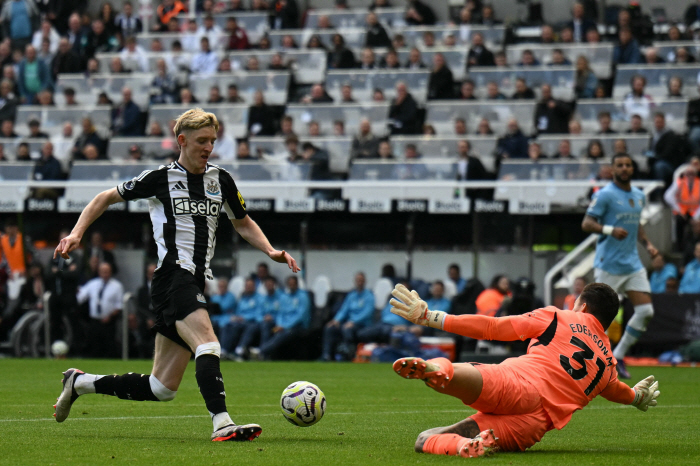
[0,359,698,465]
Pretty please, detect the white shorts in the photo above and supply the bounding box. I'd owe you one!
[594,268,651,295]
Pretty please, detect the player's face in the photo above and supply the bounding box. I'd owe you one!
[179,126,217,173]
[612,156,633,183]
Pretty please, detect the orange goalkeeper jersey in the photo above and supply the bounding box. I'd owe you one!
[444,307,635,429]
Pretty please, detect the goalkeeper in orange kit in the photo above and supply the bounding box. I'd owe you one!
[389,282,660,458]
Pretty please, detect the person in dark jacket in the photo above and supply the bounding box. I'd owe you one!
[0,79,17,122]
[294,142,331,180]
[466,32,495,69]
[534,83,574,135]
[34,141,62,180]
[687,85,700,153]
[72,117,106,159]
[111,87,143,136]
[270,0,299,29]
[301,83,334,104]
[405,0,436,25]
[496,119,530,159]
[328,34,356,69]
[427,53,454,100]
[511,77,535,99]
[365,11,391,48]
[456,139,487,180]
[613,27,643,65]
[81,19,117,60]
[566,1,597,42]
[51,37,83,80]
[388,82,420,135]
[247,90,276,136]
[650,112,689,186]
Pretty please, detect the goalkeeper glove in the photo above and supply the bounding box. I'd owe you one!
[631,375,660,412]
[390,284,446,330]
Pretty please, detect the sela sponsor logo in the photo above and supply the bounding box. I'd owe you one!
[473,199,506,213]
[0,199,20,212]
[316,199,346,211]
[509,200,550,215]
[27,198,55,211]
[276,198,315,213]
[245,199,273,211]
[396,200,427,212]
[350,199,391,213]
[172,197,221,217]
[428,199,470,214]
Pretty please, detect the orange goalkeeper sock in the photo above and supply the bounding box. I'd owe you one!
[422,433,468,456]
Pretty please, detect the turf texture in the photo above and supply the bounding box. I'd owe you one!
[0,359,698,465]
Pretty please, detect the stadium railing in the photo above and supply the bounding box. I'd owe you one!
[56,73,156,108]
[324,69,430,103]
[466,66,576,100]
[15,106,112,137]
[268,28,367,50]
[613,64,700,99]
[650,41,700,63]
[425,100,537,135]
[284,102,391,137]
[249,136,352,172]
[177,11,270,43]
[575,98,689,133]
[395,48,467,80]
[505,43,614,79]
[304,8,405,29]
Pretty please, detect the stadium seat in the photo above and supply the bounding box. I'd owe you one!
[443,279,457,300]
[373,277,394,310]
[311,275,332,308]
[228,275,245,299]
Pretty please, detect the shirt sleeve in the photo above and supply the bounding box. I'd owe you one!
[219,169,248,220]
[585,189,608,221]
[600,373,635,405]
[117,169,160,201]
[508,307,560,341]
[443,314,520,341]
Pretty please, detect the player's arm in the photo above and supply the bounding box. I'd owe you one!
[637,223,658,258]
[54,188,124,259]
[389,284,522,340]
[231,216,300,272]
[581,215,628,240]
[601,375,660,412]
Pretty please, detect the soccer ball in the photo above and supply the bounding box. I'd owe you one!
[51,340,69,357]
[280,381,326,427]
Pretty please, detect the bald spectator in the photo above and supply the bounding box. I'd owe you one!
[301,83,334,104]
[496,119,529,159]
[33,141,62,182]
[427,53,454,100]
[112,87,143,136]
[388,82,419,135]
[351,118,380,159]
[18,45,53,104]
[534,83,574,135]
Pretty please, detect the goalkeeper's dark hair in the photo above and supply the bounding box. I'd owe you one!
[579,283,620,329]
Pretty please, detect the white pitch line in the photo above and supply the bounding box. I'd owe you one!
[1,405,698,423]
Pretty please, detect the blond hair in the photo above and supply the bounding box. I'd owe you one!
[173,108,219,138]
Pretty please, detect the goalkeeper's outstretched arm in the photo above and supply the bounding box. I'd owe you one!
[390,284,524,341]
[601,375,660,412]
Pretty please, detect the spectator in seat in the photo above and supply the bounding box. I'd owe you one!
[480,4,499,26]
[496,118,529,159]
[155,0,187,32]
[405,0,435,25]
[259,275,310,360]
[456,139,487,181]
[66,13,86,55]
[477,117,494,135]
[668,76,684,98]
[377,140,394,159]
[679,242,700,294]
[270,0,299,29]
[276,115,296,138]
[391,34,406,50]
[539,24,555,44]
[0,79,17,122]
[351,118,379,159]
[586,28,601,43]
[209,277,237,343]
[596,111,617,135]
[15,142,31,160]
[527,141,546,161]
[447,263,466,293]
[301,83,334,104]
[225,17,249,50]
[404,47,426,69]
[0,0,39,51]
[211,122,235,160]
[567,1,597,43]
[569,119,583,135]
[334,120,345,136]
[82,19,118,59]
[220,278,262,358]
[664,161,700,248]
[112,87,143,137]
[551,49,573,65]
[180,19,199,52]
[33,141,62,182]
[511,77,535,99]
[388,81,419,135]
[373,88,385,102]
[563,276,586,310]
[650,112,687,186]
[380,49,400,69]
[236,140,255,160]
[585,139,605,160]
[77,262,124,358]
[73,117,106,159]
[534,83,573,135]
[485,81,506,100]
[365,11,391,48]
[1,119,18,138]
[454,118,467,136]
[321,272,374,361]
[149,59,178,104]
[517,49,540,67]
[340,83,356,103]
[32,19,60,54]
[249,276,284,353]
[316,14,333,29]
[191,37,219,74]
[294,142,331,181]
[247,90,275,136]
[227,84,244,103]
[115,1,143,38]
[268,53,287,71]
[559,26,574,43]
[18,45,52,104]
[244,55,260,71]
[306,34,326,51]
[466,32,495,69]
[674,47,695,64]
[119,36,149,72]
[643,47,665,64]
[358,280,416,345]
[494,51,508,67]
[613,27,643,65]
[626,114,648,134]
[426,281,451,315]
[459,79,476,100]
[358,48,376,70]
[27,118,49,139]
[649,255,678,294]
[422,31,436,48]
[328,33,355,69]
[574,55,597,98]
[475,274,510,317]
[552,139,574,159]
[197,14,224,51]
[427,53,454,100]
[110,57,131,74]
[63,88,78,106]
[208,85,224,103]
[307,120,322,137]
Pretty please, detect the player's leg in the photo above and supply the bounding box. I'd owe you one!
[176,308,261,442]
[54,333,185,422]
[394,357,483,404]
[613,270,654,378]
[414,418,481,453]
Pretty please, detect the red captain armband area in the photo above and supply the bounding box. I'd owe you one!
[443,314,521,341]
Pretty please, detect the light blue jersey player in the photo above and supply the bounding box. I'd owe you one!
[582,153,658,379]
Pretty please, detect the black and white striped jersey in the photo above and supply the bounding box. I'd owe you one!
[117,161,247,282]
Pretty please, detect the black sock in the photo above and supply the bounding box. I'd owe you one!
[195,354,227,416]
[94,373,159,401]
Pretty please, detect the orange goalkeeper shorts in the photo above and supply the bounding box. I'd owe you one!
[467,363,554,452]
